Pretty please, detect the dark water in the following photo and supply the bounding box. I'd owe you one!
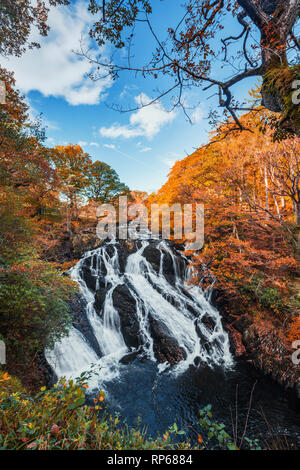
[89,357,300,448]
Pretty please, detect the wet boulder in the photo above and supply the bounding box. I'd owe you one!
[143,244,161,273]
[119,348,143,365]
[112,284,141,349]
[195,320,212,355]
[233,315,252,334]
[69,293,101,356]
[149,315,186,365]
[94,279,109,315]
[201,313,216,332]
[116,241,132,273]
[80,258,97,292]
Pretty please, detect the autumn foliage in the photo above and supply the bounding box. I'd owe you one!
[151,110,299,343]
[0,67,128,384]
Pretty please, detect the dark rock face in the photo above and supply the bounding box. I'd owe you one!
[36,352,57,387]
[81,259,97,292]
[195,320,211,355]
[117,241,131,273]
[295,383,300,411]
[119,348,143,365]
[69,294,101,357]
[112,284,141,349]
[201,313,216,332]
[94,279,108,315]
[143,244,161,273]
[149,315,186,365]
[162,252,175,284]
[233,315,252,334]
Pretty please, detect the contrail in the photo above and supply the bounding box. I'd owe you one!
[112,147,152,168]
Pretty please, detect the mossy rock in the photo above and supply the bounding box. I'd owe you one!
[262,65,300,138]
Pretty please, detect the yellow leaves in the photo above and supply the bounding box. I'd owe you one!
[40,386,46,392]
[93,390,105,409]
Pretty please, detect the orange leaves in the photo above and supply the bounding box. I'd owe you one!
[92,390,105,411]
[151,108,299,325]
[1,373,10,382]
[287,317,300,344]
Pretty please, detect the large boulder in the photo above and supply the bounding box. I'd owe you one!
[80,258,97,292]
[112,284,141,349]
[69,293,101,357]
[149,315,186,365]
[94,279,109,315]
[143,244,161,273]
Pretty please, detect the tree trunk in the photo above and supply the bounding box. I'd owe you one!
[264,166,270,220]
[296,201,300,226]
[273,194,281,221]
[238,1,300,136]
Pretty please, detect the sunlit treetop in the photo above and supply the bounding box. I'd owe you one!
[0,0,70,57]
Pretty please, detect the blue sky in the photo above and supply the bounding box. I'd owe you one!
[2,0,258,193]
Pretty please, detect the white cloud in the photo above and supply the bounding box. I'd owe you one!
[120,84,138,99]
[100,93,177,140]
[2,1,112,105]
[103,143,116,149]
[190,106,203,124]
[100,124,142,139]
[78,141,100,148]
[139,147,152,153]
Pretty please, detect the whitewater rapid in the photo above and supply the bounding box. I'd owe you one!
[45,239,233,390]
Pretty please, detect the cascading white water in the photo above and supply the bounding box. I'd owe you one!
[45,238,233,389]
[72,245,127,356]
[45,327,99,380]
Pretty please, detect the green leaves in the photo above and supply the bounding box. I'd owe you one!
[85,160,129,203]
[0,261,75,365]
[199,405,239,450]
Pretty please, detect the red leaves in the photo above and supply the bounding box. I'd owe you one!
[50,424,60,436]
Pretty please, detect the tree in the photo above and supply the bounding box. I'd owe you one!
[151,112,299,338]
[53,145,92,227]
[83,0,300,137]
[86,160,129,203]
[0,0,69,57]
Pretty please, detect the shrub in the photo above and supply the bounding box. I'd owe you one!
[0,262,76,367]
[0,372,264,451]
[0,372,192,450]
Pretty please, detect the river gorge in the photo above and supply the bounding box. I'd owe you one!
[45,236,300,446]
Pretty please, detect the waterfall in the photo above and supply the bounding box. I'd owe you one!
[45,327,99,380]
[45,238,233,390]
